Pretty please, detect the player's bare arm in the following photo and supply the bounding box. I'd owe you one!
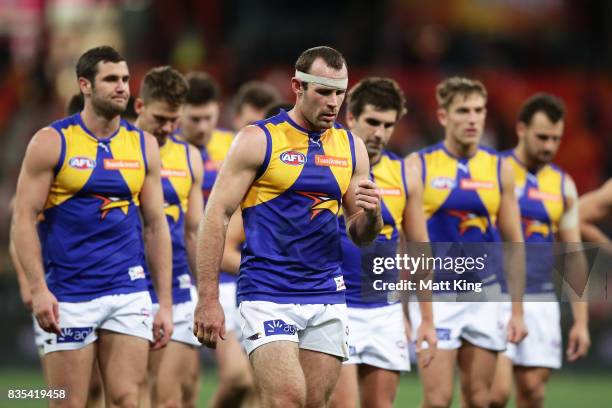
[220,210,245,275]
[185,144,205,277]
[193,125,266,348]
[12,127,62,335]
[497,157,528,343]
[342,136,383,246]
[558,175,591,362]
[579,178,612,244]
[140,131,174,349]
[403,153,437,367]
[9,230,32,311]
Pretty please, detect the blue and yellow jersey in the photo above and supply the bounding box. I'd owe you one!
[38,114,148,301]
[340,150,407,308]
[148,135,195,304]
[502,151,566,294]
[197,129,237,284]
[420,142,502,286]
[238,110,356,304]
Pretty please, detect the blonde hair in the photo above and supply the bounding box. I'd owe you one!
[436,77,487,110]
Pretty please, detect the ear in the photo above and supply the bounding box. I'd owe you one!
[291,78,303,96]
[436,108,447,127]
[516,121,526,141]
[134,98,145,115]
[78,78,92,97]
[346,111,356,128]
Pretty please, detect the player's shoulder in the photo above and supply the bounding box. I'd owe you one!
[417,141,444,156]
[477,144,500,157]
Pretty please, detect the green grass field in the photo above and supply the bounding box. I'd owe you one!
[1,368,610,407]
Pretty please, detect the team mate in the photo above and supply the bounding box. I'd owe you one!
[491,93,590,408]
[407,77,527,408]
[579,179,612,244]
[12,46,173,407]
[231,80,281,130]
[329,77,436,408]
[193,46,383,408]
[134,66,204,407]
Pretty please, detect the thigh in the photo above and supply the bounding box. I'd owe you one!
[358,365,400,408]
[98,330,149,404]
[45,343,96,407]
[299,348,342,407]
[215,330,252,382]
[457,341,498,396]
[329,364,358,408]
[513,366,551,391]
[154,341,198,399]
[418,348,458,405]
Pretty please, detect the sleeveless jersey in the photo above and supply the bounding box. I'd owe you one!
[148,135,195,304]
[419,142,502,288]
[238,110,356,304]
[502,151,566,294]
[38,113,148,301]
[340,150,408,308]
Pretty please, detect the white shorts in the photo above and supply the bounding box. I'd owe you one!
[409,297,507,351]
[220,282,241,334]
[153,288,200,347]
[503,300,562,369]
[41,291,153,355]
[239,301,349,361]
[346,303,410,371]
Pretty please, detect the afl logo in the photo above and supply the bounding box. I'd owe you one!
[69,157,96,169]
[431,176,455,189]
[280,151,306,166]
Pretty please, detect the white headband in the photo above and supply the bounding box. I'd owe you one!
[295,70,348,90]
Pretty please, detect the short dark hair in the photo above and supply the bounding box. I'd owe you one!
[233,81,280,113]
[347,77,406,120]
[264,102,294,119]
[76,46,125,84]
[185,72,220,106]
[295,46,346,74]
[66,93,84,115]
[139,66,188,108]
[518,93,565,125]
[436,77,487,110]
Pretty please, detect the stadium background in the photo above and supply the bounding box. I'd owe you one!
[0,0,610,406]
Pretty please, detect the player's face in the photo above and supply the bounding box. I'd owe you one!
[136,99,181,141]
[233,103,266,131]
[88,61,130,118]
[296,58,347,130]
[347,104,398,162]
[520,111,564,165]
[439,93,486,148]
[181,102,219,146]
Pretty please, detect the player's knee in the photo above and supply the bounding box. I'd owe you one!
[490,384,511,407]
[424,391,453,408]
[516,381,546,406]
[261,385,305,408]
[222,371,255,395]
[107,388,140,408]
[462,389,490,408]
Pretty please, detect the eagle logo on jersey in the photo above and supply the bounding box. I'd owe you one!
[296,191,340,220]
[522,217,551,238]
[93,194,130,219]
[447,209,489,235]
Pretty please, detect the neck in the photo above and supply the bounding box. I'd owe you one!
[514,145,540,171]
[288,107,323,132]
[443,137,477,158]
[81,106,121,139]
[369,151,381,166]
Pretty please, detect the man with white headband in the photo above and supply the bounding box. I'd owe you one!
[193,45,383,407]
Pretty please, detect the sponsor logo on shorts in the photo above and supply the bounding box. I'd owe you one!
[527,188,561,202]
[431,176,456,190]
[436,328,451,341]
[178,273,192,289]
[280,151,306,166]
[263,319,297,336]
[334,275,346,291]
[460,179,495,190]
[57,327,94,344]
[315,155,348,168]
[69,157,96,169]
[128,265,145,281]
[161,168,188,178]
[104,159,141,170]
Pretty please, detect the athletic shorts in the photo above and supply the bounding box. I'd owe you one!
[409,285,507,351]
[503,299,562,369]
[153,287,200,347]
[345,303,410,371]
[239,301,349,361]
[41,291,153,355]
[219,282,241,334]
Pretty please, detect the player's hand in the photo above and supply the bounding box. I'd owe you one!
[506,313,528,344]
[355,179,381,216]
[151,304,173,350]
[566,321,590,362]
[193,299,226,349]
[31,287,61,335]
[415,319,437,368]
